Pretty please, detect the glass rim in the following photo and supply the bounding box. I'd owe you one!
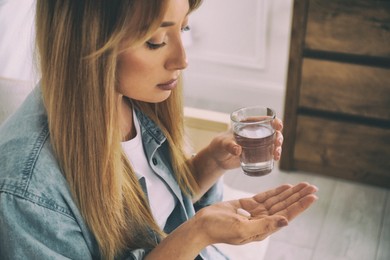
[230,106,275,125]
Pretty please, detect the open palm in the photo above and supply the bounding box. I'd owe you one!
[194,182,318,245]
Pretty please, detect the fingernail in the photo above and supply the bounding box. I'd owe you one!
[278,219,288,227]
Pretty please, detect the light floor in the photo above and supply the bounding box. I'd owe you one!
[223,164,390,260]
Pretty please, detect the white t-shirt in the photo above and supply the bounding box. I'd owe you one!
[121,110,176,229]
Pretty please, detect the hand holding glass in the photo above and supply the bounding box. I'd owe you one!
[231,106,276,176]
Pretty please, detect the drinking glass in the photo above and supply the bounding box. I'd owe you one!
[231,106,276,176]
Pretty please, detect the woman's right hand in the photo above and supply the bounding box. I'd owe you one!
[145,182,317,260]
[192,182,318,246]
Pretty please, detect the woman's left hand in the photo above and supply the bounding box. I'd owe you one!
[191,117,284,200]
[207,117,284,171]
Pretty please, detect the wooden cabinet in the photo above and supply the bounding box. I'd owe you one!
[280,0,390,188]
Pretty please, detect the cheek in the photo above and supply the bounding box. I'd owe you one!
[117,55,169,103]
[118,49,162,77]
[117,55,149,90]
[118,53,143,79]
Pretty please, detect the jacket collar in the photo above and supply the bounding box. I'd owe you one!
[134,108,166,145]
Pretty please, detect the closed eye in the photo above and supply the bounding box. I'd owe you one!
[146,25,190,50]
[146,41,167,50]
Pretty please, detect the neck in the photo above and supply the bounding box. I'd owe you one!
[119,96,136,141]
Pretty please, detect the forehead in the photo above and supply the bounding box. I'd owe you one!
[162,0,190,21]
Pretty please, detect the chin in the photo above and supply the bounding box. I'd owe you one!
[145,92,172,103]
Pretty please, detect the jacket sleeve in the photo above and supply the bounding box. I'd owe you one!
[0,192,158,260]
[0,192,94,260]
[193,178,224,212]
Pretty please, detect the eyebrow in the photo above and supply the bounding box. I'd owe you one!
[160,21,175,27]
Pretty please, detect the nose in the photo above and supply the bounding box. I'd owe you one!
[165,38,188,71]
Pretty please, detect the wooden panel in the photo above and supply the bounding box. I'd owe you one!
[305,0,390,57]
[293,115,390,188]
[280,0,310,170]
[300,58,390,121]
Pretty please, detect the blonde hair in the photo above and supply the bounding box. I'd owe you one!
[35,1,202,259]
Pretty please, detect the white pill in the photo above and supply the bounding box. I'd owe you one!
[237,208,251,218]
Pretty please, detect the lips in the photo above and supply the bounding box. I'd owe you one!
[157,78,178,91]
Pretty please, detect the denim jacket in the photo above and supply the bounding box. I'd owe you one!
[0,86,226,259]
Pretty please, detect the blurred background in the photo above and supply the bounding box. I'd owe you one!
[1,0,389,260]
[184,1,390,260]
[183,0,291,118]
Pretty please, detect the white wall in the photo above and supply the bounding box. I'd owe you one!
[0,0,37,123]
[0,0,294,119]
[0,0,36,81]
[183,0,293,118]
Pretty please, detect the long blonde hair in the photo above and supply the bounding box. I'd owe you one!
[35,1,202,259]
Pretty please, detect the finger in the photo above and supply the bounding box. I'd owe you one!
[219,133,241,156]
[273,146,282,161]
[272,118,283,131]
[238,197,264,211]
[228,142,242,156]
[263,182,313,209]
[275,194,318,221]
[211,133,241,160]
[274,131,284,146]
[268,184,318,214]
[253,184,292,204]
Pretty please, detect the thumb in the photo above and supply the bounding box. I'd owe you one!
[227,141,241,156]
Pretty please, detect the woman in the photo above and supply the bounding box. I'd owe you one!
[0,0,318,259]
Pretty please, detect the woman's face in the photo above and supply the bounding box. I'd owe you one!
[116,0,190,103]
